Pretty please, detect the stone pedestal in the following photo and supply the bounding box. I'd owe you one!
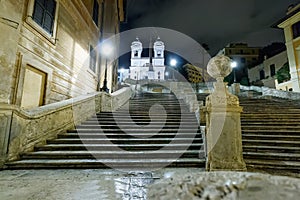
[0,105,13,167]
[204,55,246,171]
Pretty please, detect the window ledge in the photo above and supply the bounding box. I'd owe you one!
[87,68,97,79]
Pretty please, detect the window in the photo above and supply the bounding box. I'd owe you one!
[270,64,276,77]
[92,0,99,26]
[259,70,265,80]
[32,0,56,35]
[134,51,138,57]
[292,21,300,39]
[89,46,97,72]
[157,50,161,57]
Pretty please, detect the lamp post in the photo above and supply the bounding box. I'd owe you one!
[120,68,125,83]
[170,58,177,80]
[100,43,113,93]
[231,61,237,83]
[165,71,169,80]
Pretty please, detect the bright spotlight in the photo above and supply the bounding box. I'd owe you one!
[231,61,237,68]
[170,59,177,67]
[101,43,113,57]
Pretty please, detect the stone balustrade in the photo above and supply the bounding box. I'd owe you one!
[234,84,300,100]
[0,87,133,166]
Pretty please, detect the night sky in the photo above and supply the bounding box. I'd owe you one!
[119,0,298,68]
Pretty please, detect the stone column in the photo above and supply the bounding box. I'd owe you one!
[231,83,240,95]
[203,55,246,171]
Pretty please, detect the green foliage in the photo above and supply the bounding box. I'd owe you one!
[276,62,290,84]
[240,77,249,86]
[224,73,233,85]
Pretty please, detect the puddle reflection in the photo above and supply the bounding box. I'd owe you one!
[114,171,159,200]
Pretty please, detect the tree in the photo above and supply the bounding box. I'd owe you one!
[276,62,290,84]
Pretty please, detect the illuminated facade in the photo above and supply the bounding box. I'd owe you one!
[129,38,166,81]
[219,43,261,84]
[275,3,300,92]
[183,64,205,83]
[0,0,125,109]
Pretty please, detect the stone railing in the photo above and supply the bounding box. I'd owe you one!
[0,87,132,165]
[239,85,300,100]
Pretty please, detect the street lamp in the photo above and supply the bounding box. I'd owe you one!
[170,59,177,80]
[100,43,113,93]
[231,61,237,83]
[120,68,125,83]
[170,59,177,67]
[165,71,169,80]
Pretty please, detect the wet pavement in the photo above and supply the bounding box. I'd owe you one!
[0,168,203,200]
[0,168,299,200]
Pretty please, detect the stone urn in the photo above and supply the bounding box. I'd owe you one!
[207,55,232,82]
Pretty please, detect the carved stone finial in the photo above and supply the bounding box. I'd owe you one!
[207,55,232,82]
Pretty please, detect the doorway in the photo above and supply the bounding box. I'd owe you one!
[21,65,47,109]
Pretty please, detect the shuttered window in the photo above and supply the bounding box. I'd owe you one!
[292,21,300,39]
[92,0,99,26]
[32,0,56,35]
[89,46,97,72]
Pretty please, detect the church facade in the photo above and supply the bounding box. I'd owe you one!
[129,38,166,81]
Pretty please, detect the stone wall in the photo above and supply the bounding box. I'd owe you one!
[0,87,133,165]
[240,85,300,100]
[0,0,124,107]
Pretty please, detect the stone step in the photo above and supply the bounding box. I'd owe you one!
[59,133,202,139]
[84,120,198,125]
[242,125,300,130]
[243,152,300,161]
[242,130,300,135]
[20,150,205,159]
[242,134,300,141]
[5,158,206,169]
[71,128,201,134]
[96,113,195,117]
[241,122,300,125]
[242,139,300,147]
[91,118,196,123]
[243,145,300,153]
[34,143,203,151]
[81,121,198,129]
[47,138,203,144]
[245,159,300,172]
[241,114,300,118]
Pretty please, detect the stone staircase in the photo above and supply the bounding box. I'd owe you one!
[240,97,300,174]
[197,93,300,174]
[6,92,205,169]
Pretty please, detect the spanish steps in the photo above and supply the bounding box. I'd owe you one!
[5,92,205,170]
[5,90,300,175]
[198,92,300,175]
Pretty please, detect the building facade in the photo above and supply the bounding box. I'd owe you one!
[0,0,124,109]
[248,51,289,89]
[183,64,208,83]
[275,3,300,92]
[129,38,166,81]
[219,43,261,84]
